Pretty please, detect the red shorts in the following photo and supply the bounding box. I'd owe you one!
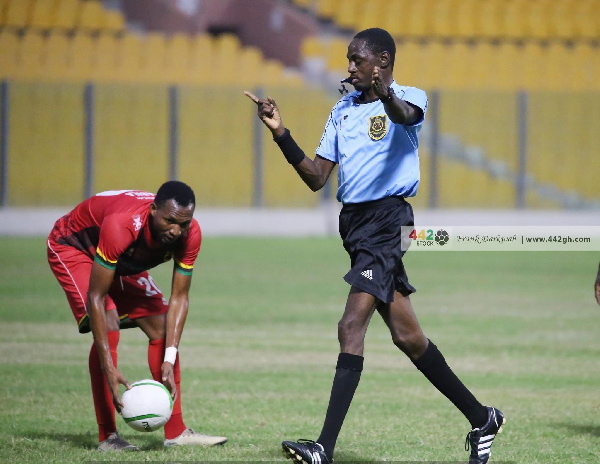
[47,238,169,333]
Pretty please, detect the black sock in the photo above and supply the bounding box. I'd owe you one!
[412,340,488,428]
[317,352,364,459]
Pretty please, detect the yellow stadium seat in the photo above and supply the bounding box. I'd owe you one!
[444,41,475,90]
[0,29,19,78]
[573,0,597,40]
[326,37,348,73]
[378,0,414,38]
[395,40,420,87]
[315,0,342,20]
[30,0,58,30]
[212,34,240,80]
[405,0,433,38]
[333,0,360,31]
[261,60,284,87]
[527,0,551,40]
[355,0,385,33]
[68,33,95,81]
[478,0,502,39]
[455,0,479,39]
[549,0,576,40]
[301,35,324,58]
[520,42,547,91]
[188,34,213,85]
[501,0,529,40]
[139,33,167,83]
[104,9,125,33]
[165,33,192,84]
[78,0,105,32]
[572,41,599,91]
[16,31,45,80]
[54,0,80,30]
[431,0,460,38]
[116,33,142,83]
[41,31,69,81]
[94,33,118,82]
[4,0,33,29]
[238,46,263,87]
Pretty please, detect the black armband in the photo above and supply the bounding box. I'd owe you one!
[273,129,305,166]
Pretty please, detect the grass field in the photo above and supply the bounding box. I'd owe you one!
[1,236,599,463]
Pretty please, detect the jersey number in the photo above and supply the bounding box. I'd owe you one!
[137,276,161,297]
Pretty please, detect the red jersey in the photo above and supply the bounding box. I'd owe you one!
[49,190,201,276]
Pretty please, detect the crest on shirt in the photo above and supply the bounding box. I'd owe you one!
[132,215,142,231]
[368,115,387,141]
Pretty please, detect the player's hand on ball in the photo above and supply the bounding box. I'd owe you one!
[161,361,178,402]
[371,67,388,100]
[244,91,285,136]
[105,366,131,413]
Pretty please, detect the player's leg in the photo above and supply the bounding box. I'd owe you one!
[378,292,505,463]
[116,273,226,447]
[47,240,137,451]
[283,287,375,464]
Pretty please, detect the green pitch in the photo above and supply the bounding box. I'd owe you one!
[1,236,599,463]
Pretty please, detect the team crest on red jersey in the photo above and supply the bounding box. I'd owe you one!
[368,115,387,141]
[132,215,143,231]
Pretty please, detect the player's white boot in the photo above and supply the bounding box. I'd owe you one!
[164,427,227,447]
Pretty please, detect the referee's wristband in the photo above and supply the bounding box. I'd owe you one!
[273,129,305,166]
[164,346,177,365]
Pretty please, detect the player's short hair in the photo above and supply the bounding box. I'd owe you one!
[155,180,195,208]
[353,28,396,70]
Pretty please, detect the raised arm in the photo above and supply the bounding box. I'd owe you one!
[244,91,335,192]
[371,66,423,126]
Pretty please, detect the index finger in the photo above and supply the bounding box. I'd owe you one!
[244,91,260,104]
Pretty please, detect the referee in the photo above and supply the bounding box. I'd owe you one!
[246,28,505,464]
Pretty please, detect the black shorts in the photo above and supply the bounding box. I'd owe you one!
[339,196,416,303]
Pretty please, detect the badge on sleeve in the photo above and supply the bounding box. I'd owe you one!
[369,115,387,140]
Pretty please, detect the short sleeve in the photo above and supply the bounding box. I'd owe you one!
[315,110,339,163]
[174,219,201,276]
[398,86,428,126]
[94,214,135,270]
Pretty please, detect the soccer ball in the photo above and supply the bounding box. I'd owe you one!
[121,379,173,432]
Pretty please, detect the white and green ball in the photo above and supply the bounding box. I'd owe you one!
[121,379,173,432]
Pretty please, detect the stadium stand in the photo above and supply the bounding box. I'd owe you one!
[0,0,597,209]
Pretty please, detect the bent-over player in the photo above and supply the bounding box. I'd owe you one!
[245,28,505,464]
[47,181,226,451]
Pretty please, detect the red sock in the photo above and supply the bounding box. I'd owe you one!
[148,338,186,439]
[89,331,120,442]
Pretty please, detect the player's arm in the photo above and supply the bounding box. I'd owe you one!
[244,91,335,191]
[371,67,423,125]
[595,261,600,306]
[160,269,191,400]
[88,261,131,411]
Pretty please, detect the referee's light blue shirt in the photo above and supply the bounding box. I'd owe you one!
[316,81,428,204]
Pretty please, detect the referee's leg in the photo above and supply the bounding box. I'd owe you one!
[380,291,489,428]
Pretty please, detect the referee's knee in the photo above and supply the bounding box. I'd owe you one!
[392,332,427,359]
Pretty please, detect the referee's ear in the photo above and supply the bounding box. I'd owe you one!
[379,51,391,69]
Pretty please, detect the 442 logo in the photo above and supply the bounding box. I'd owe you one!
[407,228,450,247]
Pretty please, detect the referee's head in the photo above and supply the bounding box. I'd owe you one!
[353,28,396,71]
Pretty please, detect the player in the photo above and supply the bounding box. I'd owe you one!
[246,28,505,464]
[47,181,227,451]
